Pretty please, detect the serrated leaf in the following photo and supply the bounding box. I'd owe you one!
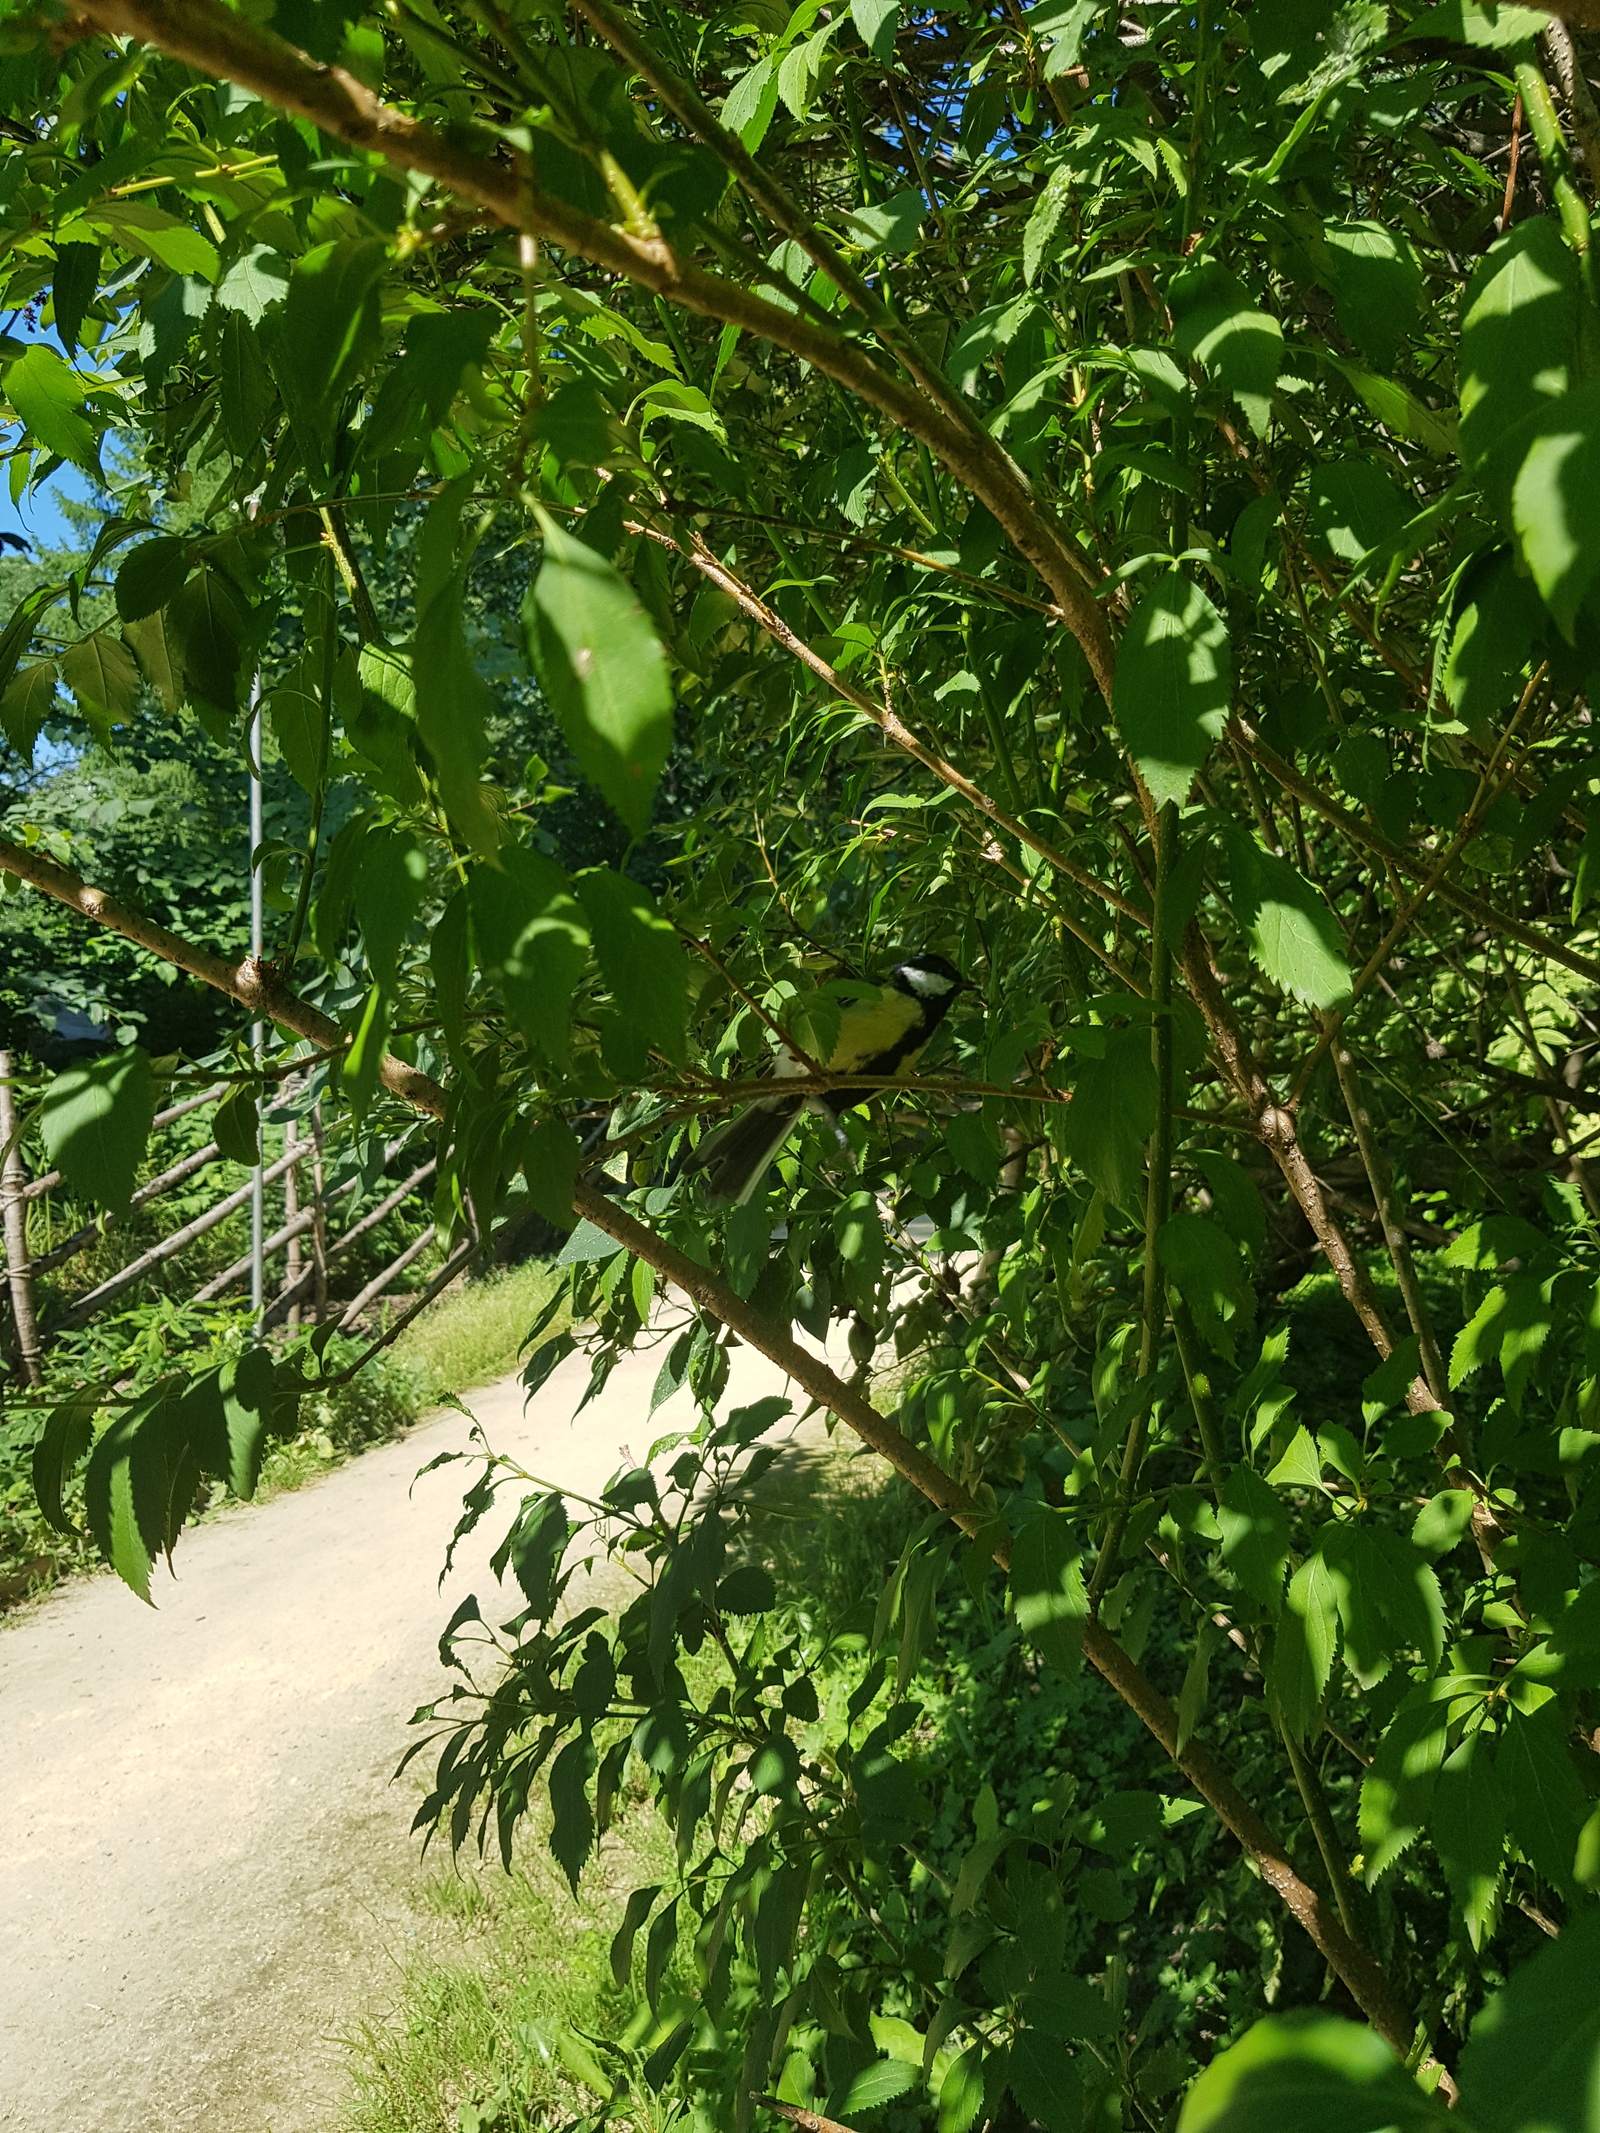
[523,513,673,840]
[115,536,190,624]
[1180,2011,1448,2132]
[1457,1907,1600,2130]
[6,344,98,468]
[124,612,180,712]
[1432,1727,1505,1951]
[39,1045,155,1219]
[547,1733,596,1895]
[574,866,689,1076]
[213,242,290,322]
[1498,1700,1588,1900]
[61,629,140,733]
[471,845,589,1061]
[1218,1466,1290,1616]
[1010,1508,1088,1673]
[1360,1685,1454,1884]
[1269,1550,1338,1741]
[1113,571,1230,808]
[1512,378,1600,640]
[0,660,59,756]
[1226,835,1351,1007]
[840,2060,920,2114]
[851,0,900,60]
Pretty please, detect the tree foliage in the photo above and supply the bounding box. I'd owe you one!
[9,0,1600,2119]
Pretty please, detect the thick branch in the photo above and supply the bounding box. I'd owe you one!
[1,825,1418,2053]
[65,0,1116,699]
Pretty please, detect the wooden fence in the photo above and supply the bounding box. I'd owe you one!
[0,1049,439,1388]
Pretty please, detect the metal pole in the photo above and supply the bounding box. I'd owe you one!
[248,672,265,1328]
[0,1049,43,1386]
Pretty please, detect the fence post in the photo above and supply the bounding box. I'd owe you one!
[310,1101,328,1320]
[0,1048,44,1388]
[283,1118,303,1329]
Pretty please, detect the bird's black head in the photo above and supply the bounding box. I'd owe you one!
[889,954,971,1029]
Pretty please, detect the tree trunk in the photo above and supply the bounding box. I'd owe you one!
[0,1049,42,1388]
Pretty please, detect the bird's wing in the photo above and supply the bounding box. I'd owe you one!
[826,988,924,1074]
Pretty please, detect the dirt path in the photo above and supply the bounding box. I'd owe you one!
[0,1338,806,2133]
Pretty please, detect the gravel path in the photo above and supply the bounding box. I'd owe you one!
[0,1337,803,2133]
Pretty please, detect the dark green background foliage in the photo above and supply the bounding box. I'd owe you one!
[8,0,1600,2125]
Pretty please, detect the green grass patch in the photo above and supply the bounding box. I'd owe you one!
[394,1261,565,1409]
[340,1795,673,2133]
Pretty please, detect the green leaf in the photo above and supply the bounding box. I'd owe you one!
[1177,2011,1447,2133]
[609,1882,662,1987]
[39,1046,155,1218]
[1218,1466,1291,1617]
[497,1491,570,1618]
[397,308,496,424]
[522,513,674,841]
[123,613,180,713]
[169,568,246,719]
[6,344,98,469]
[1061,1024,1157,1213]
[845,190,928,255]
[1113,571,1231,808]
[31,1394,97,1537]
[850,0,900,61]
[51,240,100,356]
[1459,216,1579,513]
[839,2061,919,2114]
[1157,1211,1254,1359]
[212,243,290,322]
[354,826,428,993]
[1321,1523,1444,1684]
[213,1084,259,1167]
[87,201,218,279]
[1457,1905,1600,2131]
[547,1733,596,1895]
[217,311,276,456]
[414,565,501,856]
[1512,378,1600,640]
[114,536,190,624]
[1010,1508,1088,1673]
[1413,1489,1476,1559]
[471,846,590,1061]
[1431,1727,1506,1951]
[722,56,779,151]
[1175,1617,1218,1755]
[1360,1684,1453,1883]
[82,1393,172,1602]
[1305,459,1410,566]
[1498,1700,1588,1900]
[1226,836,1351,1007]
[60,630,140,734]
[1009,2027,1084,2133]
[523,1114,580,1227]
[1268,1551,1339,1741]
[0,660,58,757]
[1323,221,1423,371]
[267,236,388,468]
[1407,0,1548,45]
[1170,261,1283,428]
[574,868,689,1073]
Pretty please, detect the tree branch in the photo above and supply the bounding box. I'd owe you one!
[0,825,1420,2056]
[64,0,1116,700]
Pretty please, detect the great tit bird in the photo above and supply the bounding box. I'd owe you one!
[686,953,970,1206]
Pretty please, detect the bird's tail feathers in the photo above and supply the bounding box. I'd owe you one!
[684,1099,802,1206]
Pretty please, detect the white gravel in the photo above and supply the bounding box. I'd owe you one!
[0,1335,806,2133]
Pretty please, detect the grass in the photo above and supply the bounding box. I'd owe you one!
[393,1261,567,1409]
[0,1260,566,1611]
[340,1793,674,2133]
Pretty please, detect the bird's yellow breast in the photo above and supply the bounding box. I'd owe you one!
[826,989,924,1074]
